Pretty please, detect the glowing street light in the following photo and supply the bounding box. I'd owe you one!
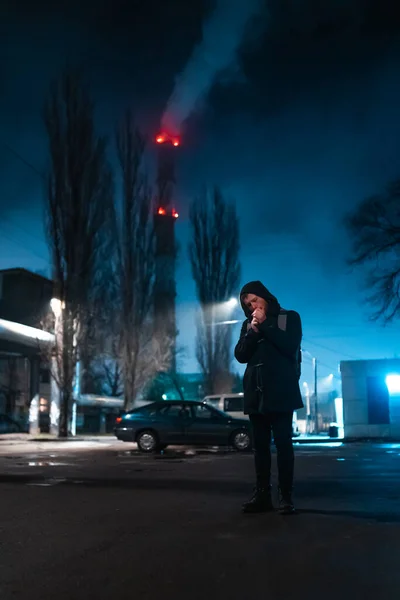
[207,297,240,327]
[386,374,400,395]
[226,297,238,308]
[50,297,64,318]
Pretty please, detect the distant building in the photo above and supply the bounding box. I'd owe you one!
[0,268,53,328]
[341,359,400,439]
[0,268,54,431]
[76,395,123,434]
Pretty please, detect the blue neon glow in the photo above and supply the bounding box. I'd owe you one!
[386,374,400,395]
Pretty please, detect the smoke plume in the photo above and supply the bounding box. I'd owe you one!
[161,0,265,135]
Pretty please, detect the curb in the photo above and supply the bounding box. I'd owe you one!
[0,434,115,444]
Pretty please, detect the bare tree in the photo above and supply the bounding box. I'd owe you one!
[100,354,124,397]
[346,180,400,322]
[44,70,114,436]
[189,186,241,394]
[88,300,124,398]
[115,111,160,409]
[0,357,21,414]
[85,346,124,397]
[79,235,119,395]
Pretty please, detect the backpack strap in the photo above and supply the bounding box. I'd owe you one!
[278,310,302,380]
[277,313,287,331]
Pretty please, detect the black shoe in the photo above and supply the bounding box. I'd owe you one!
[242,486,274,514]
[278,490,296,515]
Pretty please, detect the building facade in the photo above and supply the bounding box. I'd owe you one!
[0,268,53,328]
[341,358,400,439]
[0,269,54,431]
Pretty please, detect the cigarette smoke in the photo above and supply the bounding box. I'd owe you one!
[161,0,266,135]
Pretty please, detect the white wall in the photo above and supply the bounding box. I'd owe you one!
[341,359,400,439]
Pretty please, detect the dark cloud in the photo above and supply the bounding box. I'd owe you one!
[1,0,400,370]
[0,0,207,216]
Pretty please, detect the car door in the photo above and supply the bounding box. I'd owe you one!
[185,404,230,446]
[156,403,187,444]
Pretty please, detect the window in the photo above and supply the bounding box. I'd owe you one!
[224,396,244,412]
[135,405,158,417]
[366,376,390,425]
[159,403,188,418]
[40,368,50,384]
[191,404,214,420]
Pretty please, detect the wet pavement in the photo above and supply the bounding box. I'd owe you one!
[0,441,399,600]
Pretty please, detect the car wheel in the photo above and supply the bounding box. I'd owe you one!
[136,430,158,453]
[231,430,251,452]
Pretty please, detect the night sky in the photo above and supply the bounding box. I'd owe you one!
[1,0,400,385]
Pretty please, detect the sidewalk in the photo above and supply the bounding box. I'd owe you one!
[0,433,116,445]
[0,432,342,445]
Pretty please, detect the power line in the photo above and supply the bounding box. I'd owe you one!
[302,353,339,375]
[1,144,49,261]
[303,337,360,361]
[3,216,47,246]
[3,144,45,180]
[0,228,49,262]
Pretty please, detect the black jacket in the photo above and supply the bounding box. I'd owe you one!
[234,281,304,414]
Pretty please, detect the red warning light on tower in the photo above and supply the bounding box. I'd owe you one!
[156,132,180,147]
[156,207,179,219]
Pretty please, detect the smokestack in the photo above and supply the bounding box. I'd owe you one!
[161,0,266,135]
[153,138,179,373]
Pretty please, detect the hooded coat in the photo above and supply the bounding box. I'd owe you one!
[234,281,304,414]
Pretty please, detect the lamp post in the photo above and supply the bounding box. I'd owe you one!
[313,356,319,434]
[202,298,239,393]
[303,349,319,435]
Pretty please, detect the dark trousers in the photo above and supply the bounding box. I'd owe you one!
[249,412,294,493]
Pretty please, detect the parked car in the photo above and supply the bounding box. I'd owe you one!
[114,400,252,453]
[0,414,22,434]
[203,394,301,437]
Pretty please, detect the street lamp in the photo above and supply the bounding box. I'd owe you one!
[50,297,64,319]
[208,297,240,327]
[226,297,238,309]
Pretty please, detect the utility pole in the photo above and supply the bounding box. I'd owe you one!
[313,357,319,434]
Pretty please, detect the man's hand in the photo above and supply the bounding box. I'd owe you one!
[252,307,266,324]
[250,318,259,332]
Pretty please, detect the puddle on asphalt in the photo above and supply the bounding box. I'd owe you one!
[27,462,72,467]
[118,447,228,460]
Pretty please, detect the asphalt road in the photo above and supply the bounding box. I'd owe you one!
[0,440,399,600]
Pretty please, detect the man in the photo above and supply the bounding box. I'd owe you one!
[234,281,303,515]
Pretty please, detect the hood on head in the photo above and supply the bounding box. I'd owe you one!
[239,280,280,318]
